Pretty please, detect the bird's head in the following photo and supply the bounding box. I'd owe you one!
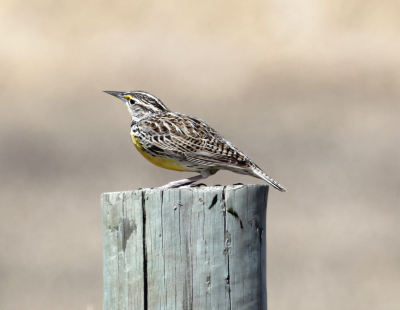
[104,90,169,121]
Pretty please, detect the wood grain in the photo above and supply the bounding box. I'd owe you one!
[101,184,268,310]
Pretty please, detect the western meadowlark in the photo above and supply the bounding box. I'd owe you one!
[104,91,286,192]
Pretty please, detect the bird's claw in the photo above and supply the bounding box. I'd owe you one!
[190,183,207,188]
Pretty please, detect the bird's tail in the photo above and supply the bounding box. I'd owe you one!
[251,167,287,192]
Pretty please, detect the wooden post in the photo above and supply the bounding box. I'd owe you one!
[101,184,268,310]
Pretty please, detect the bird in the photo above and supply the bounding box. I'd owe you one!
[104,91,286,192]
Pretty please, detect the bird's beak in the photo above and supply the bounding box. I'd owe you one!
[103,91,125,99]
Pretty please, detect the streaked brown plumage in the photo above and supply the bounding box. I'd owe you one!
[104,90,286,192]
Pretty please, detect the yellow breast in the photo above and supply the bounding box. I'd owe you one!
[130,133,191,172]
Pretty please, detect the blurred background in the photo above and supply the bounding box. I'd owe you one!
[1,0,399,309]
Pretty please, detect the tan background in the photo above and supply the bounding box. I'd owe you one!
[1,1,399,309]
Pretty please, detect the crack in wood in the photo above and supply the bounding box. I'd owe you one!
[141,191,148,310]
[222,186,232,309]
[208,194,218,210]
[227,208,244,229]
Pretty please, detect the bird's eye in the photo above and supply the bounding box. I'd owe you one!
[129,99,135,104]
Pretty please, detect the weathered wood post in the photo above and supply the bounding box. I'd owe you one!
[101,184,268,309]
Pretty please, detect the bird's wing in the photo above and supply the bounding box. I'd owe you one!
[137,112,253,169]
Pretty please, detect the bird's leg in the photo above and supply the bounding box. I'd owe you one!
[160,174,204,188]
[160,169,217,189]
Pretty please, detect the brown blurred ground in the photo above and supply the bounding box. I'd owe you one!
[1,1,399,309]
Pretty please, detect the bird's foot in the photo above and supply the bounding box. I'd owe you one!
[189,183,207,188]
[160,174,206,189]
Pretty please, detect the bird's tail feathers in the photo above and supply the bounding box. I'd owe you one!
[252,167,287,192]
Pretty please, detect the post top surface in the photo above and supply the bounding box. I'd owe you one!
[101,184,269,196]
